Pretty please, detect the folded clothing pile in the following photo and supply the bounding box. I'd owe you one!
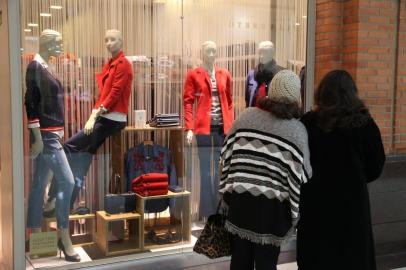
[147,113,180,127]
[132,173,169,196]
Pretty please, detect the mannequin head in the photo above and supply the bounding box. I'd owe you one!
[202,41,217,68]
[105,29,123,58]
[258,41,275,65]
[39,29,63,59]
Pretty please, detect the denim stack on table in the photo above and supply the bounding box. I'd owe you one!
[147,113,180,127]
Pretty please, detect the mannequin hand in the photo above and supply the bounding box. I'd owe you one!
[30,128,43,158]
[84,109,101,135]
[186,130,194,145]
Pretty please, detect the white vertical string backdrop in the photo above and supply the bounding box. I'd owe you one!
[275,0,307,72]
[20,0,155,235]
[182,0,307,219]
[20,0,308,226]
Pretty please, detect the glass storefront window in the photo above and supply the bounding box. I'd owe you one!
[19,0,308,268]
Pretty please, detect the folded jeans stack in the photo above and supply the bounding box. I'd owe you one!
[147,113,180,127]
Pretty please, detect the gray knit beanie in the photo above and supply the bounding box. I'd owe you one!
[268,70,301,104]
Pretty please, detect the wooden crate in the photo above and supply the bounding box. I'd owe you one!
[135,191,191,250]
[96,211,142,256]
[43,214,95,246]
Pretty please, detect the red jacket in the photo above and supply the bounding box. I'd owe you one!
[183,67,234,135]
[95,51,133,114]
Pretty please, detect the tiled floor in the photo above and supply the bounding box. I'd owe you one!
[59,249,406,270]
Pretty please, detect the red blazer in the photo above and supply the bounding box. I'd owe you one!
[183,67,234,135]
[95,51,133,114]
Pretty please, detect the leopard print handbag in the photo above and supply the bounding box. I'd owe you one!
[193,201,231,259]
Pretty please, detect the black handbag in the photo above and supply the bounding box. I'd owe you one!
[193,201,231,259]
[105,174,136,214]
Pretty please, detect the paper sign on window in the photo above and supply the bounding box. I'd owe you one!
[29,231,57,256]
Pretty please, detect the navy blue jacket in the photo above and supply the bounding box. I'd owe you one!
[25,60,65,131]
[125,143,178,212]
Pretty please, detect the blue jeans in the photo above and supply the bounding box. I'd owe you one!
[48,117,126,208]
[27,132,74,229]
[196,125,225,218]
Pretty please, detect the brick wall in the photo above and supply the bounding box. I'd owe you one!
[396,1,406,152]
[315,0,405,155]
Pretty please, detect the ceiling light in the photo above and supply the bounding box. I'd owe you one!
[302,15,307,19]
[295,23,300,26]
[24,29,32,32]
[28,23,38,27]
[40,13,52,17]
[50,5,63,9]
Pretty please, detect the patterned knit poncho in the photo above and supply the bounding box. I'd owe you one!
[219,107,312,246]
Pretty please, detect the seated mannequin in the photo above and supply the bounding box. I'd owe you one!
[44,29,133,215]
[245,41,284,107]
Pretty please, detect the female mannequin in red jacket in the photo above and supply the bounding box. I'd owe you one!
[183,41,234,218]
[45,29,133,214]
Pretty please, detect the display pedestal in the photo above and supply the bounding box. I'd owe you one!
[43,214,95,246]
[135,191,191,250]
[111,126,185,193]
[96,211,142,256]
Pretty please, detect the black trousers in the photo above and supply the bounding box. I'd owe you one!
[230,235,280,270]
[48,117,125,209]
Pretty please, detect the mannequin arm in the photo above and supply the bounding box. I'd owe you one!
[186,130,194,145]
[226,71,234,116]
[84,108,102,135]
[183,71,195,131]
[30,127,44,158]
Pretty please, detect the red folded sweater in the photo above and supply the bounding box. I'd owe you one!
[134,189,168,197]
[132,173,168,186]
[133,182,168,190]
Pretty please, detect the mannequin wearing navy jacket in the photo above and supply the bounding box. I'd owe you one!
[45,29,133,214]
[183,41,234,218]
[25,29,80,262]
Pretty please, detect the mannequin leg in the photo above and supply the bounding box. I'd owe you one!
[41,135,78,259]
[27,154,51,230]
[196,134,213,219]
[211,125,225,206]
[46,117,126,208]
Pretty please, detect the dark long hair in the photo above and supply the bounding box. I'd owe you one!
[314,70,370,132]
[258,97,302,120]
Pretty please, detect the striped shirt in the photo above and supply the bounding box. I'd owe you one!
[210,72,223,126]
[219,107,312,246]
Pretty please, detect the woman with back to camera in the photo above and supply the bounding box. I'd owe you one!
[296,70,385,270]
[219,70,312,270]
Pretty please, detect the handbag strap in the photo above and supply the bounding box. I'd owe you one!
[215,199,225,215]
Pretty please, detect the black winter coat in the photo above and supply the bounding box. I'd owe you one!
[297,112,385,270]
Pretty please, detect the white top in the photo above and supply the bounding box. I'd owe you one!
[209,70,223,126]
[92,109,127,122]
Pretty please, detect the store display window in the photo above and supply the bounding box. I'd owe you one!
[19,0,308,268]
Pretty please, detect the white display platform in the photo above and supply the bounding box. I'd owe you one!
[25,246,91,269]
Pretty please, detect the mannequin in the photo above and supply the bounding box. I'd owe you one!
[25,29,80,262]
[245,41,284,107]
[44,29,133,214]
[183,41,234,218]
